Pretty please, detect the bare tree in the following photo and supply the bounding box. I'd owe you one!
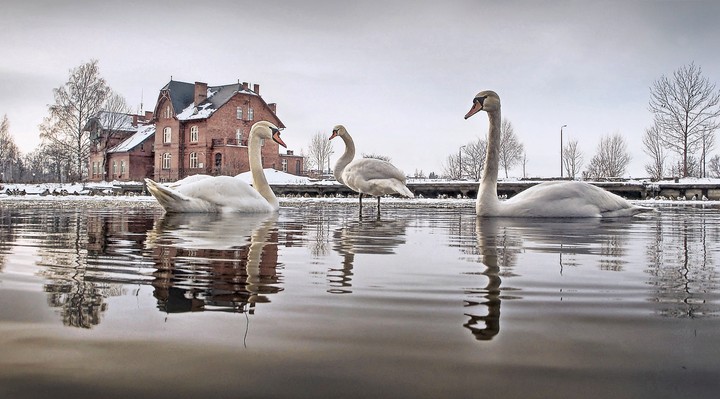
[442,152,461,180]
[0,114,21,182]
[521,151,528,178]
[708,155,720,178]
[562,138,583,179]
[462,137,487,181]
[40,60,111,181]
[307,130,334,173]
[698,125,716,177]
[649,62,720,177]
[642,123,666,180]
[585,133,631,179]
[91,93,132,179]
[498,118,524,178]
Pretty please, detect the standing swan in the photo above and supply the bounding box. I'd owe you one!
[145,121,286,213]
[465,90,651,218]
[330,125,414,215]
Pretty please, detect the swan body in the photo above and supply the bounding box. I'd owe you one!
[146,121,286,213]
[465,90,651,218]
[330,125,414,212]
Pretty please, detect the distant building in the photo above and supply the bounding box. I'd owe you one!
[87,111,155,182]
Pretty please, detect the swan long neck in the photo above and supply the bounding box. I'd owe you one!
[478,109,501,212]
[249,127,279,208]
[334,132,356,183]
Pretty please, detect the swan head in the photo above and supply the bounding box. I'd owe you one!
[251,121,286,148]
[464,90,500,119]
[329,124,348,140]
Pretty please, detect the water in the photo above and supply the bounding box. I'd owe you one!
[1,198,720,399]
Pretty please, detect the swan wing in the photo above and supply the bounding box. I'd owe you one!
[177,176,276,213]
[342,159,413,198]
[503,181,650,218]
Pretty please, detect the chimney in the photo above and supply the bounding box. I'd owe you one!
[287,150,294,155]
[253,83,260,95]
[132,114,138,127]
[242,82,249,91]
[194,81,208,106]
[145,111,154,121]
[268,103,277,114]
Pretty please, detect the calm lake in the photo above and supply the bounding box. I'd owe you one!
[1,197,720,399]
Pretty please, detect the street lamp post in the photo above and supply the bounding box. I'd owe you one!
[560,124,567,178]
[459,145,466,180]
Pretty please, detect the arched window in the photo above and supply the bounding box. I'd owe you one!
[189,152,198,168]
[163,127,172,143]
[165,105,172,119]
[190,126,198,142]
[162,153,172,169]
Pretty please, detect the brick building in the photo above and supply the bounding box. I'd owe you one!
[152,80,304,182]
[87,111,155,182]
[87,79,305,183]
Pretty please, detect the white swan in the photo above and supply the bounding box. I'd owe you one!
[145,121,286,213]
[465,90,652,218]
[330,125,414,213]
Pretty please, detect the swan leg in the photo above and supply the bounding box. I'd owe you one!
[377,196,381,218]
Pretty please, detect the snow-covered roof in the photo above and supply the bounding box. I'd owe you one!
[175,84,258,121]
[108,125,156,153]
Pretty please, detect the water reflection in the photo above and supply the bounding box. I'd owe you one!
[468,217,634,340]
[145,212,282,314]
[329,218,408,293]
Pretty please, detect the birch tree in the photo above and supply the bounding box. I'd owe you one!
[648,63,720,177]
[40,60,111,181]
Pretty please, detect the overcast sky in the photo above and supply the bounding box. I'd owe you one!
[2,0,720,178]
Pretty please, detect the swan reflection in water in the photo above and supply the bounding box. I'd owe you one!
[145,212,281,314]
[329,218,409,293]
[468,217,633,340]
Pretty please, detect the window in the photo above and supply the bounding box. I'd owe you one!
[248,107,254,120]
[190,126,198,142]
[162,153,171,169]
[165,105,172,119]
[112,161,117,175]
[92,162,97,176]
[214,153,222,170]
[163,127,171,143]
[236,107,243,120]
[236,128,243,145]
[120,160,126,175]
[282,159,288,172]
[189,152,198,168]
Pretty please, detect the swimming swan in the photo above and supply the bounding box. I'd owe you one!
[145,121,286,213]
[464,90,651,218]
[330,125,414,213]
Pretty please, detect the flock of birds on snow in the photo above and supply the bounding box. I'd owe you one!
[145,90,653,218]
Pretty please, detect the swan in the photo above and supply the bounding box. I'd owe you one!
[464,90,652,218]
[145,121,286,213]
[330,125,414,214]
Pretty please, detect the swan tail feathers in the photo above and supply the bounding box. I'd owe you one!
[397,185,414,198]
[145,178,190,209]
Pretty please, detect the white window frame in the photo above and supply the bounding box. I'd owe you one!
[163,127,172,143]
[120,160,126,175]
[189,152,198,169]
[236,107,243,120]
[236,128,243,145]
[248,107,254,121]
[162,153,171,169]
[190,126,198,142]
[282,159,288,172]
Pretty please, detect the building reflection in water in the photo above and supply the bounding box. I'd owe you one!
[145,212,281,315]
[329,218,408,294]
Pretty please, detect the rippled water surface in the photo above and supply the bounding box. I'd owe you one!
[1,198,720,399]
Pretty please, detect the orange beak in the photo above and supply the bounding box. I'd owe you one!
[464,102,483,120]
[272,131,287,148]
